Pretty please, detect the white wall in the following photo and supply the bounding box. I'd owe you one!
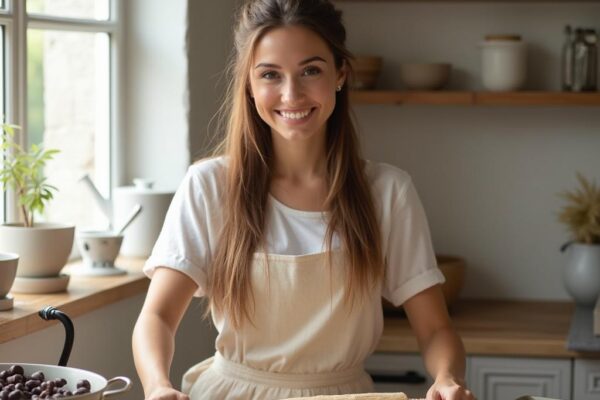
[335,1,600,300]
[121,0,189,190]
[186,0,238,160]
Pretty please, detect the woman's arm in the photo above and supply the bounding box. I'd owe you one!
[132,267,198,399]
[402,285,475,400]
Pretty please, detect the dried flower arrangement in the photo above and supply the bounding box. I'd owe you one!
[558,172,600,248]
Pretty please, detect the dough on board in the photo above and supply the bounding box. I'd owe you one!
[284,393,409,400]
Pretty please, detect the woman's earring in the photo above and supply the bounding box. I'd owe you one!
[336,85,342,92]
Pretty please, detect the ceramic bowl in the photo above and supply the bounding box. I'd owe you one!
[399,62,451,90]
[436,255,466,306]
[0,253,19,297]
[76,231,124,269]
[349,56,383,90]
[0,363,130,399]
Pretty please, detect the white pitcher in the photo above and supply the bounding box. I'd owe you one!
[80,175,174,257]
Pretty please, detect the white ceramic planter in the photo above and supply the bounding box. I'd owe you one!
[0,223,75,278]
[563,243,600,306]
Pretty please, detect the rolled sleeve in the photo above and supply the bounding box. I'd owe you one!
[143,163,221,298]
[382,177,445,307]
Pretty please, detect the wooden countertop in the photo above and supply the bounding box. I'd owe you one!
[1,259,596,359]
[378,300,600,358]
[0,257,149,344]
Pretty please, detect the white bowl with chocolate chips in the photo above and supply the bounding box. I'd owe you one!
[0,363,130,399]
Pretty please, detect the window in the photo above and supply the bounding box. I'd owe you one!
[1,0,118,228]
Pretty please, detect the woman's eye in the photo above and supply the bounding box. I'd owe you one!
[303,66,321,76]
[261,71,279,80]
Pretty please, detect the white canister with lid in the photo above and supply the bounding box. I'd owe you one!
[479,34,527,91]
[113,178,174,257]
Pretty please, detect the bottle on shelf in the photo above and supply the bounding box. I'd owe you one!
[561,25,575,91]
[572,27,598,92]
[583,28,597,91]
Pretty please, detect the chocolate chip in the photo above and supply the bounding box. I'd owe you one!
[76,379,90,390]
[7,367,23,378]
[8,389,23,400]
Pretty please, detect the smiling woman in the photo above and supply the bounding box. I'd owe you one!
[133,1,473,400]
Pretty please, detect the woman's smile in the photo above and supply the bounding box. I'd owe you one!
[276,107,317,124]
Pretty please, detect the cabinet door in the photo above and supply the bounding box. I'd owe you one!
[468,356,572,400]
[365,353,433,399]
[573,359,600,400]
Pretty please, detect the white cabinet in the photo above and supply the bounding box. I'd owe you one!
[367,353,579,400]
[573,359,600,400]
[467,356,571,400]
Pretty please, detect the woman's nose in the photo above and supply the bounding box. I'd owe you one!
[281,78,304,104]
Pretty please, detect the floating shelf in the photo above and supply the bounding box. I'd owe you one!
[349,91,600,106]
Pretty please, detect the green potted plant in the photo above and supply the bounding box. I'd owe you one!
[0,122,74,292]
[558,172,600,306]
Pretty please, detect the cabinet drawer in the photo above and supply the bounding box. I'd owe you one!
[365,353,432,399]
[573,359,600,400]
[468,356,571,400]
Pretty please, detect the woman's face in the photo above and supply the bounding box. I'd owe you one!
[249,25,346,143]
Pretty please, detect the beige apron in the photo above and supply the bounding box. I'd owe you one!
[182,251,384,399]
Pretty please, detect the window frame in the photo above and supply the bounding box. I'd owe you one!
[0,0,122,224]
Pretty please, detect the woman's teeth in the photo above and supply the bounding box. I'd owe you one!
[279,109,312,120]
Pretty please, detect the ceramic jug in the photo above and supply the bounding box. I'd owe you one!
[80,175,174,257]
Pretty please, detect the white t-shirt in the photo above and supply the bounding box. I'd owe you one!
[144,156,443,306]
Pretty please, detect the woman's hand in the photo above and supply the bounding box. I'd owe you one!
[146,386,190,400]
[426,374,476,400]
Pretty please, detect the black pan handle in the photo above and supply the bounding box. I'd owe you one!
[370,370,427,384]
[38,306,74,367]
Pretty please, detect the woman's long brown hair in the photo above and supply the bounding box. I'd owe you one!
[205,0,383,329]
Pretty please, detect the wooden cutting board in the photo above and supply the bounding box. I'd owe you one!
[284,393,410,400]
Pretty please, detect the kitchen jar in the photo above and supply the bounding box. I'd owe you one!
[561,25,576,90]
[479,34,527,91]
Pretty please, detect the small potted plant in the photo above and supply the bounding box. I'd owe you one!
[558,172,600,306]
[0,121,74,291]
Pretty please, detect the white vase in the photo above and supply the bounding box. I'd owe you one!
[562,243,600,306]
[0,223,75,278]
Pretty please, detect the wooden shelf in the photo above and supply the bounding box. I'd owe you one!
[350,90,600,106]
